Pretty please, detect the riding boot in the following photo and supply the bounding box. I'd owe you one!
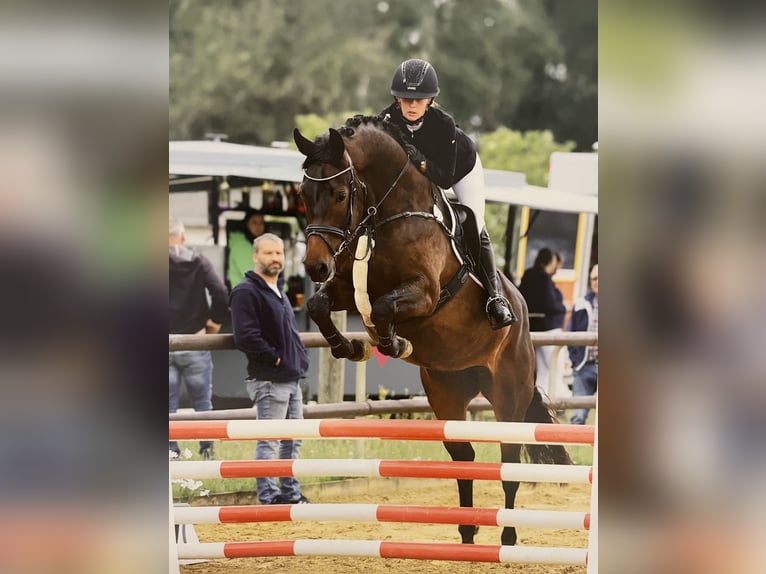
[478,228,516,330]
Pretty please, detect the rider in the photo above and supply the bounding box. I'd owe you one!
[380,58,516,329]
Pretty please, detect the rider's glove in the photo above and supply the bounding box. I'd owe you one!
[403,142,428,173]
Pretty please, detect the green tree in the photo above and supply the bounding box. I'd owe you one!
[432,0,562,134]
[513,0,598,150]
[170,0,596,152]
[479,127,575,185]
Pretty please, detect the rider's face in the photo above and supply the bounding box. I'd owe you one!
[396,97,430,122]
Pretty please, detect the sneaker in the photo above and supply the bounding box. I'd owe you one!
[269,494,310,504]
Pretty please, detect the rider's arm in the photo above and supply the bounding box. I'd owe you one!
[418,113,458,189]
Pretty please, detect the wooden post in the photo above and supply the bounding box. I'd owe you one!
[318,311,346,403]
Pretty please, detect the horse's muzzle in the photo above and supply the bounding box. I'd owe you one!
[304,258,334,283]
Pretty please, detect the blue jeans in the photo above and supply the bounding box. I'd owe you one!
[570,362,598,425]
[169,351,214,454]
[247,380,304,504]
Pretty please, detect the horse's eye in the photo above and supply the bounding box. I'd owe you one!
[335,190,347,202]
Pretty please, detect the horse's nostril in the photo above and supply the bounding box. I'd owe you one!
[307,261,329,282]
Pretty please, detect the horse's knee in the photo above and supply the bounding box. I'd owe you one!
[370,298,393,326]
[306,290,329,318]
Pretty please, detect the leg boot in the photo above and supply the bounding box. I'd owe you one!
[478,228,516,329]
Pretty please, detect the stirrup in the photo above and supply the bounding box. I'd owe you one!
[485,295,512,314]
[485,295,516,329]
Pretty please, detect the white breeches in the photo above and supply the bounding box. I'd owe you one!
[451,153,486,230]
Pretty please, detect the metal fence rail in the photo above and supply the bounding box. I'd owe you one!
[169,331,598,352]
[169,395,596,421]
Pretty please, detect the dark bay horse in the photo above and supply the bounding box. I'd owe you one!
[293,116,570,545]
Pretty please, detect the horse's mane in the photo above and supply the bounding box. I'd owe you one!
[300,114,409,170]
[338,114,410,152]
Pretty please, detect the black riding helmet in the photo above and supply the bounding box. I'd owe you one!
[390,59,440,99]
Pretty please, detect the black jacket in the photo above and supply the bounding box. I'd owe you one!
[169,245,228,334]
[518,265,567,332]
[230,271,309,381]
[380,102,477,189]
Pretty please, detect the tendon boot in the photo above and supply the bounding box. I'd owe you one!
[478,228,516,329]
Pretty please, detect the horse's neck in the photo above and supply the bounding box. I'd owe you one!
[356,144,432,212]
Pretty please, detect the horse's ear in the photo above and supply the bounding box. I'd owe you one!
[328,128,346,163]
[293,128,317,157]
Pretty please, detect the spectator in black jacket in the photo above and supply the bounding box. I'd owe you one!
[230,233,310,505]
[169,216,228,459]
[519,247,567,395]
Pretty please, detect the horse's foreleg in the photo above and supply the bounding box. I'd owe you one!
[370,290,411,358]
[371,282,434,358]
[307,282,371,361]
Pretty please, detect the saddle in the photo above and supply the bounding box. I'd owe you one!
[431,187,483,311]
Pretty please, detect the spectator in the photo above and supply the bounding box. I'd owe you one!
[227,209,266,290]
[169,216,228,459]
[230,233,311,505]
[567,264,598,424]
[519,247,567,395]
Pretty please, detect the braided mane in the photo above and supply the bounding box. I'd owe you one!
[339,114,410,151]
[300,114,408,170]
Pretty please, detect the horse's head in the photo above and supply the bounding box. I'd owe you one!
[293,126,361,283]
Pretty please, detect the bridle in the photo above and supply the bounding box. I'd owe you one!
[302,150,411,260]
[301,152,360,257]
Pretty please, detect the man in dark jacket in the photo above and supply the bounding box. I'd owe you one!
[567,264,598,424]
[169,216,228,458]
[519,248,567,395]
[230,233,310,505]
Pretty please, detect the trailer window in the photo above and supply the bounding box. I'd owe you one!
[523,210,579,269]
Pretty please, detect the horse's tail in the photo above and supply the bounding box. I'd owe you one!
[522,386,573,465]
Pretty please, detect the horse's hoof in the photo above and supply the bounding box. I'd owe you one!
[349,339,373,362]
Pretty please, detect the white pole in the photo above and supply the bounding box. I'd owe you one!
[169,471,180,574]
[548,345,563,399]
[586,407,598,574]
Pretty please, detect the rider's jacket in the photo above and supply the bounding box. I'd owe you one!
[380,102,477,189]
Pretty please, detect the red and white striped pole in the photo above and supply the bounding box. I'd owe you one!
[171,458,593,483]
[169,419,595,445]
[173,503,590,530]
[177,539,588,565]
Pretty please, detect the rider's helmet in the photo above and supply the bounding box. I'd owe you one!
[390,59,440,99]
